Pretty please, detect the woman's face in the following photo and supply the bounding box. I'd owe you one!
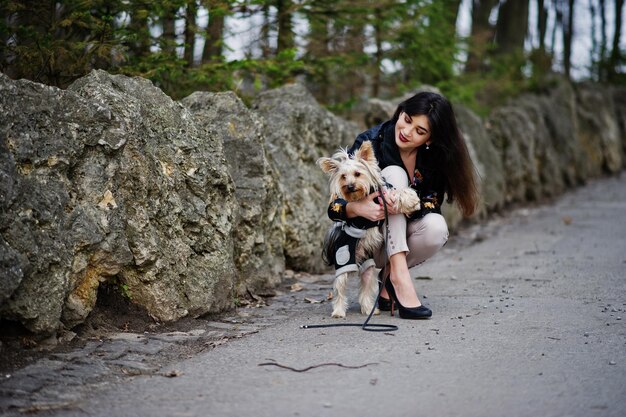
[395,112,431,151]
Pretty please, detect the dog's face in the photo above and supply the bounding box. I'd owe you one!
[317,141,381,202]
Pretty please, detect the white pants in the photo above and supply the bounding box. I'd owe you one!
[374,165,449,268]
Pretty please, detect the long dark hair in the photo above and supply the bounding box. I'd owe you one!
[392,91,479,217]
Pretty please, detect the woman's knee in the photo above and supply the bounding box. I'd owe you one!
[424,213,449,246]
[424,213,450,243]
[409,213,449,250]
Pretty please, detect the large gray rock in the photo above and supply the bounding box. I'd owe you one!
[0,70,237,333]
[541,79,587,186]
[455,105,504,213]
[612,86,626,161]
[487,105,541,204]
[517,94,566,198]
[252,84,360,272]
[363,98,397,128]
[181,91,285,293]
[1,74,108,333]
[575,82,623,175]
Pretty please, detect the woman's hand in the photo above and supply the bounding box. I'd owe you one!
[381,189,400,215]
[346,190,397,221]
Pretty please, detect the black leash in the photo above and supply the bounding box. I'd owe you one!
[301,186,398,332]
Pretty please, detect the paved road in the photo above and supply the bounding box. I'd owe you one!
[1,173,626,417]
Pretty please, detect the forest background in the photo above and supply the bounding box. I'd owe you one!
[1,0,625,119]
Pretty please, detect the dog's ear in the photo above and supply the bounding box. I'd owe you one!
[317,157,338,174]
[355,141,375,163]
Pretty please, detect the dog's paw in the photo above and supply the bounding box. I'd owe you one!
[331,309,346,318]
[395,188,420,214]
[360,304,380,315]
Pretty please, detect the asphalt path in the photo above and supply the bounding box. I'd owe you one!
[2,173,626,417]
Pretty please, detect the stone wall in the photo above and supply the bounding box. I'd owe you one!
[1,70,624,335]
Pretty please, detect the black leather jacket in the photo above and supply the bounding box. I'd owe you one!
[328,120,447,223]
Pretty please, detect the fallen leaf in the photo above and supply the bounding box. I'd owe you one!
[304,297,323,304]
[162,369,183,377]
[290,283,304,292]
[121,368,142,376]
[562,216,573,225]
[326,291,333,300]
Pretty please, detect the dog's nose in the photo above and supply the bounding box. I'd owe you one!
[346,184,356,192]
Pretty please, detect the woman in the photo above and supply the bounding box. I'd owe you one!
[327,91,479,319]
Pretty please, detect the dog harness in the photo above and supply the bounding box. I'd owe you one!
[329,223,377,277]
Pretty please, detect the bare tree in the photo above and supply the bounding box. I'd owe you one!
[128,2,152,60]
[494,0,529,56]
[306,0,331,100]
[538,0,549,51]
[184,0,198,66]
[562,0,575,79]
[465,0,499,72]
[276,0,294,53]
[260,2,272,58]
[600,0,608,65]
[202,0,227,63]
[608,0,625,81]
[372,6,383,97]
[531,0,551,74]
[162,5,178,56]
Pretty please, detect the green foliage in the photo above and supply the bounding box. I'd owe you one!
[2,0,623,117]
[387,0,458,87]
[119,47,306,100]
[1,0,123,87]
[119,283,133,300]
[109,277,133,300]
[437,52,533,117]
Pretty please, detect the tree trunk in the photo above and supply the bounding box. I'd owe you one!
[184,0,198,66]
[162,6,177,56]
[128,3,151,60]
[590,1,598,77]
[260,2,272,58]
[551,0,561,57]
[465,0,499,72]
[202,0,226,63]
[598,0,607,63]
[562,0,574,79]
[306,0,331,101]
[343,16,366,108]
[530,0,551,75]
[494,0,529,56]
[538,0,548,50]
[446,0,462,28]
[372,7,383,98]
[276,0,294,53]
[608,0,624,81]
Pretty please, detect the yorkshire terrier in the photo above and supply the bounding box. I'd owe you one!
[317,141,421,318]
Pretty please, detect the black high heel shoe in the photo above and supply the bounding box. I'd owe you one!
[377,270,392,311]
[378,295,393,311]
[384,277,432,319]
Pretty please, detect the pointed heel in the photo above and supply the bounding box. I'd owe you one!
[384,277,432,320]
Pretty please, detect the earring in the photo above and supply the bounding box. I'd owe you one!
[426,143,430,150]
